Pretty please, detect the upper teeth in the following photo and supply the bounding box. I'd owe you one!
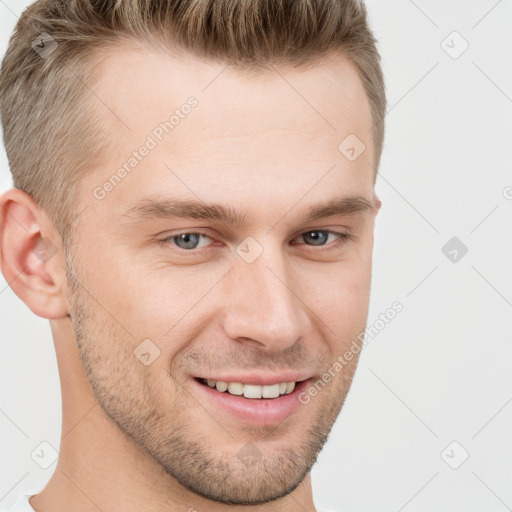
[205,379,296,399]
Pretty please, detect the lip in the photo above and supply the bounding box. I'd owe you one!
[196,372,311,386]
[190,377,313,425]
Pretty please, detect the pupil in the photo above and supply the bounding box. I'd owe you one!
[175,233,200,249]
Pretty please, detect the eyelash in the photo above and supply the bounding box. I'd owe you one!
[158,229,351,254]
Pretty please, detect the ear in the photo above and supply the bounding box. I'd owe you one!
[373,192,382,213]
[0,187,69,319]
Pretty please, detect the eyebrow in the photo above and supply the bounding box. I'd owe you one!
[121,195,375,227]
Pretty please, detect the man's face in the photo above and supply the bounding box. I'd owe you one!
[64,46,379,505]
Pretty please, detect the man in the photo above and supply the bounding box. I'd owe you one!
[0,0,385,510]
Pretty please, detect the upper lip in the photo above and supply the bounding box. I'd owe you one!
[195,373,312,386]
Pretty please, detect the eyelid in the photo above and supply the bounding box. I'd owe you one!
[158,231,214,250]
[158,228,351,252]
[291,229,350,245]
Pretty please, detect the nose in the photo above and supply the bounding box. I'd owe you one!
[221,246,312,351]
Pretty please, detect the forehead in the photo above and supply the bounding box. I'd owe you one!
[81,44,375,220]
[92,42,373,144]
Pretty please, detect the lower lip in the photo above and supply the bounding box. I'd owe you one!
[191,378,312,425]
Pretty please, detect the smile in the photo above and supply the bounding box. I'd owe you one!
[199,378,296,399]
[192,374,312,424]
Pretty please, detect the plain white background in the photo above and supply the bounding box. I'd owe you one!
[1,1,511,511]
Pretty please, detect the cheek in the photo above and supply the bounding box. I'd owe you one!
[301,255,372,347]
[79,248,170,339]
[307,255,372,309]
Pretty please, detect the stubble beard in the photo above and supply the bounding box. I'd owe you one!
[64,253,358,505]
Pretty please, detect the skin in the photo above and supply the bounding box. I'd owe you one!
[0,45,380,512]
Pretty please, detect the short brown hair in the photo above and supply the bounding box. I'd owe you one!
[0,0,386,241]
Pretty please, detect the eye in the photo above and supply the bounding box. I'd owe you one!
[158,229,350,253]
[164,232,212,250]
[292,230,349,247]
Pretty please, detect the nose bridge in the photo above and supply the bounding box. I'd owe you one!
[221,246,310,349]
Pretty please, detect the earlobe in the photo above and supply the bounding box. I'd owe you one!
[0,188,69,319]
